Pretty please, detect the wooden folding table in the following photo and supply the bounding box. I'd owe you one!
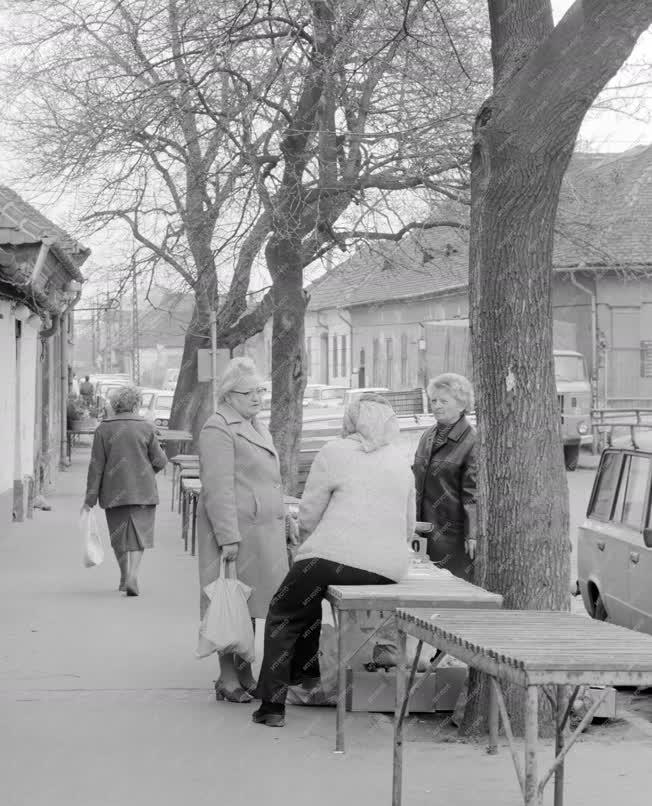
[392,608,652,806]
[325,569,503,753]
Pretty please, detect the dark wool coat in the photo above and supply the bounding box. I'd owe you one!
[84,414,168,509]
[196,404,289,619]
[412,415,477,581]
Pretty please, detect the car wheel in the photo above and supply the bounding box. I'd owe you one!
[564,444,580,472]
[593,593,609,622]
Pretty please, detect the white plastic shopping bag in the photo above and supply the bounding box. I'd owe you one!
[81,508,104,568]
[196,558,255,662]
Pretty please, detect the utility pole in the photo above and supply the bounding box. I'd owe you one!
[91,306,96,370]
[131,266,140,384]
[105,290,112,372]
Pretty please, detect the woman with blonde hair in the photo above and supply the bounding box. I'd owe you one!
[197,357,288,703]
[412,373,477,581]
[83,385,168,596]
[253,392,415,727]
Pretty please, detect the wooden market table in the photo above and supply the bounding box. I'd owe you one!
[325,567,503,754]
[66,427,98,461]
[180,477,202,555]
[392,608,652,806]
[170,455,199,511]
[156,429,193,453]
[177,473,302,556]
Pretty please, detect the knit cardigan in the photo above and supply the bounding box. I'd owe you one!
[296,437,414,581]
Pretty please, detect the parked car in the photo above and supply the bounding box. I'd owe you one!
[576,434,652,635]
[304,384,348,408]
[141,390,175,427]
[343,387,390,406]
[137,388,162,417]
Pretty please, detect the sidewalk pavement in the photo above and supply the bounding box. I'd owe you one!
[2,443,652,806]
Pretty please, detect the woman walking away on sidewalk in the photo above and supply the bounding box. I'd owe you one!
[197,358,288,704]
[82,385,167,596]
[253,393,415,728]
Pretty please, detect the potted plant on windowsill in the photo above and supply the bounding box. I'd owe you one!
[67,395,98,432]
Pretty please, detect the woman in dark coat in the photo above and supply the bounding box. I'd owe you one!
[82,385,167,596]
[412,373,477,581]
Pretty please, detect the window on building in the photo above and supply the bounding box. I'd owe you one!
[306,337,312,378]
[340,335,347,377]
[372,339,380,386]
[332,336,338,379]
[359,348,366,387]
[385,338,394,389]
[400,333,408,386]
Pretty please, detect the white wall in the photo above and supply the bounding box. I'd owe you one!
[305,309,353,387]
[0,301,17,521]
[19,320,38,484]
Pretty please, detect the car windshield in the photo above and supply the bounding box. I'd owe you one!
[157,396,174,411]
[322,389,344,400]
[554,355,587,383]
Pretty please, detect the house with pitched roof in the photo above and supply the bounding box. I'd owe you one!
[301,145,652,408]
[0,185,90,522]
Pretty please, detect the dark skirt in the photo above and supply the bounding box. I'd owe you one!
[105,505,156,554]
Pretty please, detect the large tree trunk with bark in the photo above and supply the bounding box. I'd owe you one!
[266,237,308,494]
[460,0,652,738]
[462,138,572,739]
[167,309,213,447]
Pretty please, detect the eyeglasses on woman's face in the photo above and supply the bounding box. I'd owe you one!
[231,386,266,399]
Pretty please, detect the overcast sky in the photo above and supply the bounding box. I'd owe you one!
[1,1,650,300]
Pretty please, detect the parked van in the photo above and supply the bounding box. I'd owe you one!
[577,435,652,635]
[554,350,592,471]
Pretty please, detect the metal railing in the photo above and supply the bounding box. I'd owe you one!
[591,408,652,450]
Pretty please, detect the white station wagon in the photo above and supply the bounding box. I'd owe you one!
[577,436,652,635]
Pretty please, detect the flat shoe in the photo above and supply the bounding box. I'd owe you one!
[252,708,285,727]
[215,683,253,704]
[125,577,139,597]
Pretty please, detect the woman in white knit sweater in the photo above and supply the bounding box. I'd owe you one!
[253,393,415,727]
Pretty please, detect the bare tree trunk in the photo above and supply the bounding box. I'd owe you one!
[462,142,572,739]
[266,237,308,494]
[168,309,212,448]
[460,0,652,738]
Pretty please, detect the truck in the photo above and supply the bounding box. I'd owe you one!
[423,321,592,471]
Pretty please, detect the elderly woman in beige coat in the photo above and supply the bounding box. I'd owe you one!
[197,357,288,703]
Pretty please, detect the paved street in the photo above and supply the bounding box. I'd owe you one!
[2,444,652,806]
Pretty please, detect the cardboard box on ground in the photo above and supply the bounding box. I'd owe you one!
[286,603,467,712]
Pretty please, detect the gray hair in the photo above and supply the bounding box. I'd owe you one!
[109,385,142,414]
[427,373,474,412]
[217,357,261,404]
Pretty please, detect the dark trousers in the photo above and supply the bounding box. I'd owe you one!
[257,558,393,710]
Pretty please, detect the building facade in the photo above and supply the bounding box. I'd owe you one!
[301,145,652,407]
[0,186,89,523]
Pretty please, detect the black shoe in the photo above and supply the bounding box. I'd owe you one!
[252,704,285,727]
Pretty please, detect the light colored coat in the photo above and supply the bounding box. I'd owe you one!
[196,404,288,619]
[296,438,415,581]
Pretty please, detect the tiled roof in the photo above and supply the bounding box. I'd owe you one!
[307,227,469,310]
[308,145,652,311]
[0,185,90,279]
